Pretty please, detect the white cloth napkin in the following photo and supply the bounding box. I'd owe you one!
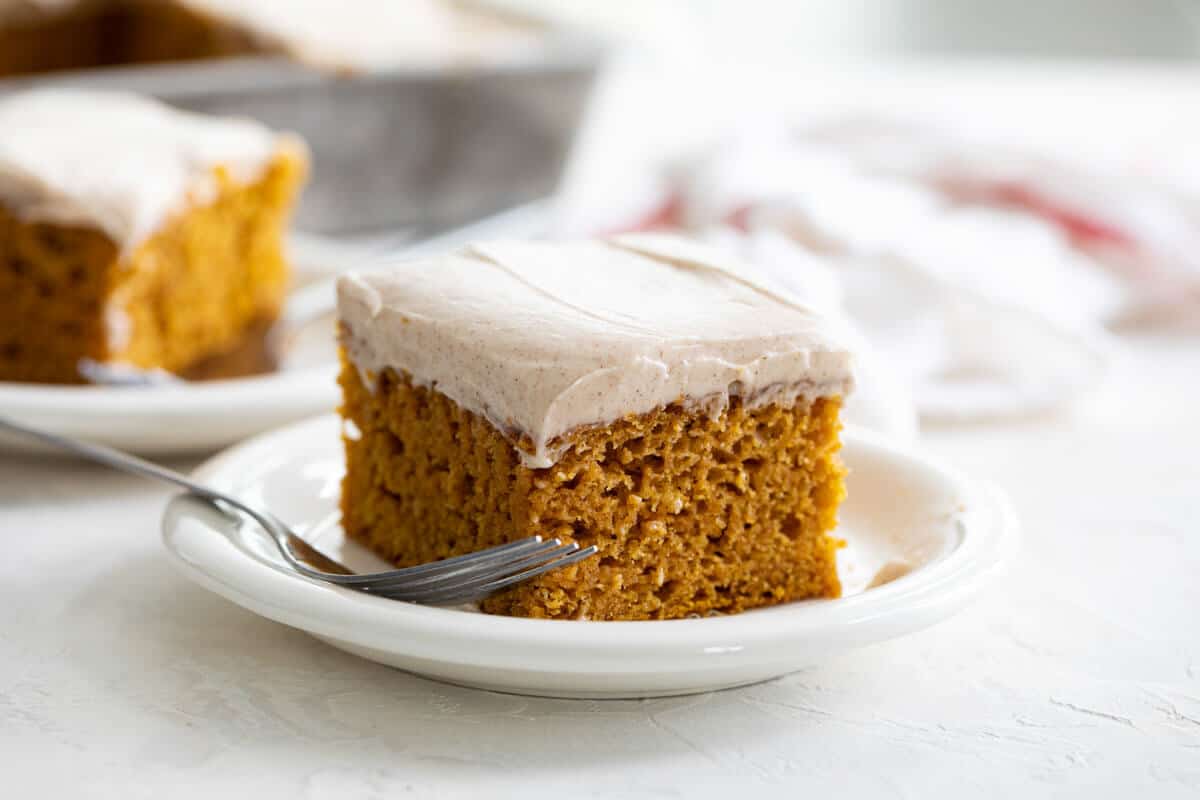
[574,116,1200,427]
[702,228,920,441]
[791,117,1200,331]
[702,225,1106,432]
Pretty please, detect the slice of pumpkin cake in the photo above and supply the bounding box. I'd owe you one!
[0,89,307,383]
[337,235,854,620]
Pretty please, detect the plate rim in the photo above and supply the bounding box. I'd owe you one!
[0,363,338,416]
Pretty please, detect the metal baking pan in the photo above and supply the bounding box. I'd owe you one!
[0,38,602,234]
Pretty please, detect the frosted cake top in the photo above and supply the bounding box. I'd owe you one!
[338,234,855,468]
[0,89,300,251]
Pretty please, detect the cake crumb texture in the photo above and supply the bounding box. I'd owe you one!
[0,148,305,383]
[339,353,845,621]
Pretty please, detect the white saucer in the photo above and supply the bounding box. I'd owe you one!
[161,414,1018,699]
[0,332,338,456]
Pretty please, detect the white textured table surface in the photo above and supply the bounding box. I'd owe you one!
[1,333,1197,797]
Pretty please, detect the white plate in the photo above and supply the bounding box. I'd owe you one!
[162,414,1018,699]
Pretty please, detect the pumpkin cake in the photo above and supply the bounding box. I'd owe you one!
[337,235,855,621]
[0,0,537,77]
[0,89,307,384]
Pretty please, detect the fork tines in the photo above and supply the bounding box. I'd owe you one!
[333,536,598,606]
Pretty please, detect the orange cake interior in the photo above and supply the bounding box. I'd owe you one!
[339,355,845,620]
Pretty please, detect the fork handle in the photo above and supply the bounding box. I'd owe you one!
[0,417,314,561]
[0,415,350,571]
[1,415,356,575]
[0,415,218,498]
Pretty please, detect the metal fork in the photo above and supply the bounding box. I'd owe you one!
[0,416,597,605]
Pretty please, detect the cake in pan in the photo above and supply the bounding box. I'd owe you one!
[336,235,854,620]
[0,0,536,77]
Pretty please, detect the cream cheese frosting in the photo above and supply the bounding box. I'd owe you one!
[338,234,855,468]
[0,89,299,252]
